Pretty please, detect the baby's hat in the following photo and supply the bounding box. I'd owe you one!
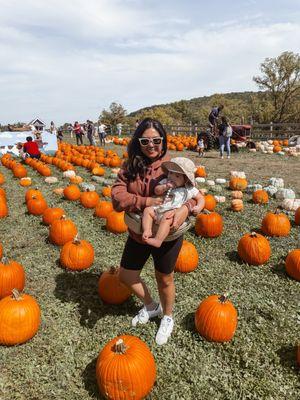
[162,157,196,186]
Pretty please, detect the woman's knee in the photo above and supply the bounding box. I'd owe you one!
[155,271,174,289]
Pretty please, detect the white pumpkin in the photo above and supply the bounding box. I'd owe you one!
[196,177,206,184]
[45,177,58,184]
[214,196,226,203]
[211,185,222,193]
[275,188,295,200]
[230,171,246,179]
[249,148,256,153]
[281,198,300,211]
[79,182,95,191]
[215,178,226,184]
[246,184,262,194]
[63,170,76,178]
[264,185,278,197]
[206,180,215,186]
[269,177,284,188]
[277,151,285,156]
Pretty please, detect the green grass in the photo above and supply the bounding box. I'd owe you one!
[0,144,299,400]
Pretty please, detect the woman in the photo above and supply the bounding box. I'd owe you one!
[112,118,204,345]
[218,116,232,159]
[73,121,83,145]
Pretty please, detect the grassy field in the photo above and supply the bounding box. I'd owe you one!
[0,140,299,400]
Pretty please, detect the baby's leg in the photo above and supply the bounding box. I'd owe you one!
[145,214,172,248]
[142,206,156,240]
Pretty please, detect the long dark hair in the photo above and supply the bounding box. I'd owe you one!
[125,118,167,181]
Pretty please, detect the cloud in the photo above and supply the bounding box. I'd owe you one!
[0,0,299,124]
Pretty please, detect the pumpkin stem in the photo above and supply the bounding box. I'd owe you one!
[60,215,67,220]
[73,234,81,244]
[250,232,257,237]
[114,339,128,354]
[203,209,211,215]
[109,266,117,274]
[219,293,229,303]
[12,288,22,301]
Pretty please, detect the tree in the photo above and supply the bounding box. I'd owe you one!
[99,102,127,126]
[253,51,300,122]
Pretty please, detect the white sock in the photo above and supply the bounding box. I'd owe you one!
[145,301,158,311]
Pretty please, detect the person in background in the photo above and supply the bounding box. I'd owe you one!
[23,136,41,159]
[57,127,63,142]
[116,122,123,136]
[197,135,205,157]
[218,116,232,159]
[208,105,224,135]
[135,119,140,128]
[86,120,95,145]
[50,121,56,135]
[73,121,83,145]
[97,121,107,146]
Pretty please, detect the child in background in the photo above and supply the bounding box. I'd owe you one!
[142,157,204,248]
[197,136,204,157]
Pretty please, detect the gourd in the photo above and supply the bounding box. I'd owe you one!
[285,249,300,281]
[231,199,243,212]
[229,177,248,191]
[44,177,58,184]
[195,177,206,184]
[175,240,199,273]
[231,191,243,199]
[206,180,215,186]
[98,267,131,304]
[237,232,271,265]
[0,289,41,345]
[102,186,112,198]
[79,182,95,192]
[63,170,76,178]
[246,184,262,194]
[215,178,226,184]
[96,335,156,400]
[19,177,32,187]
[214,196,226,203]
[264,185,278,197]
[195,294,238,342]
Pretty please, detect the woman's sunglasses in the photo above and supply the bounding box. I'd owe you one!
[138,137,163,146]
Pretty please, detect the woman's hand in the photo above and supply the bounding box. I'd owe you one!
[170,205,189,230]
[146,197,164,207]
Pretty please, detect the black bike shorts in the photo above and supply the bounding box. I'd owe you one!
[120,235,183,275]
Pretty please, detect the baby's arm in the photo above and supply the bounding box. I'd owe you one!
[192,192,205,215]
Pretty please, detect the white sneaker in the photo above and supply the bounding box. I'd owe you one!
[227,155,230,159]
[221,155,224,159]
[132,303,162,327]
[155,315,174,345]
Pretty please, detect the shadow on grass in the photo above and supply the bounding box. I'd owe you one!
[54,271,139,328]
[82,357,105,400]
[180,312,203,342]
[277,345,298,369]
[225,251,244,265]
[270,262,290,280]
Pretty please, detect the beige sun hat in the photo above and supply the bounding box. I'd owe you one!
[162,157,196,186]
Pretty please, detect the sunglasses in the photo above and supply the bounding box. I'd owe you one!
[138,137,163,146]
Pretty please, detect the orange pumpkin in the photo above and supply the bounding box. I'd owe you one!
[12,165,27,178]
[60,236,94,271]
[0,289,41,345]
[80,190,100,208]
[98,267,131,304]
[252,190,269,204]
[204,194,216,211]
[92,167,105,176]
[231,199,244,212]
[63,184,81,201]
[0,244,2,259]
[0,174,5,185]
[238,232,271,265]
[175,240,199,273]
[285,249,300,281]
[27,197,48,216]
[195,167,207,178]
[106,211,127,234]
[49,215,78,246]
[25,188,43,203]
[0,257,25,299]
[42,207,65,225]
[195,211,223,238]
[229,177,248,191]
[19,177,32,187]
[261,210,291,237]
[0,198,8,218]
[102,186,112,198]
[195,294,238,342]
[94,201,113,219]
[96,335,156,400]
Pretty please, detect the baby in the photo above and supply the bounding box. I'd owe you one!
[142,157,204,248]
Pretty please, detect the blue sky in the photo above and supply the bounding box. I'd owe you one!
[0,0,299,125]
